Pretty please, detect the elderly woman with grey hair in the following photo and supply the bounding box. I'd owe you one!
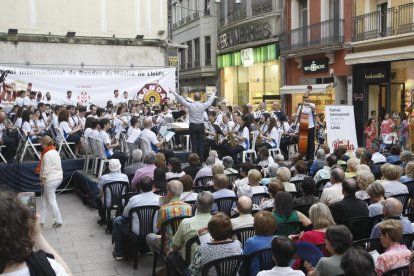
[260,163,279,186]
[124,149,144,177]
[400,150,412,169]
[222,156,238,175]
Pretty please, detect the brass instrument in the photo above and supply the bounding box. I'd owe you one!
[256,125,263,146]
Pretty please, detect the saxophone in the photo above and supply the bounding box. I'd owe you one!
[228,123,237,147]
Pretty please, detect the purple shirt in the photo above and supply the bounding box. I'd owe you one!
[132,164,156,191]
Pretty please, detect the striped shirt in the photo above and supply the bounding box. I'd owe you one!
[156,198,192,253]
[173,92,216,124]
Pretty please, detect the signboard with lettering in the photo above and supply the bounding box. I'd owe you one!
[219,19,274,50]
[363,66,387,83]
[241,48,254,67]
[325,105,358,153]
[303,58,329,74]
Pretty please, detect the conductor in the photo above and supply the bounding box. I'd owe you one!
[170,89,216,161]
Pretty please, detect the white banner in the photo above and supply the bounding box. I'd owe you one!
[325,105,359,153]
[0,66,176,107]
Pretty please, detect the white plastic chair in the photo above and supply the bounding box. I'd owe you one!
[268,134,282,158]
[81,136,92,172]
[54,127,76,159]
[138,137,151,159]
[17,128,41,162]
[90,137,111,178]
[242,130,259,163]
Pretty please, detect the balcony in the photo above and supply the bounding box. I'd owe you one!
[220,5,247,28]
[252,0,273,16]
[352,3,414,42]
[280,19,344,53]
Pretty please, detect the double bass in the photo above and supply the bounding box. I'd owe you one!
[297,85,312,155]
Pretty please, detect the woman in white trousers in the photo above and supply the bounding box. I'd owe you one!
[37,135,63,227]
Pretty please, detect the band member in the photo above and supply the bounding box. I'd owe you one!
[58,109,82,155]
[113,105,129,138]
[228,115,250,164]
[255,102,267,119]
[204,111,218,160]
[296,95,316,161]
[279,114,298,160]
[67,105,79,128]
[271,101,287,122]
[170,89,216,162]
[258,117,280,149]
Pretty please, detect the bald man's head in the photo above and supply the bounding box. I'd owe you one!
[237,196,253,214]
[331,167,345,184]
[194,92,201,101]
[384,197,403,218]
[143,117,152,128]
[342,178,358,196]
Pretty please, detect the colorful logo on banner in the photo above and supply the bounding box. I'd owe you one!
[77,91,91,105]
[137,83,168,104]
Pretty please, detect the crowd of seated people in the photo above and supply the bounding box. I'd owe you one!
[6,91,414,275]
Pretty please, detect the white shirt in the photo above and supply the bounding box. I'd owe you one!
[84,128,100,140]
[140,128,160,152]
[180,191,198,202]
[268,126,280,147]
[320,183,344,206]
[62,97,76,106]
[372,152,386,164]
[98,172,129,207]
[21,121,34,136]
[127,127,142,143]
[166,171,185,180]
[122,191,160,235]
[1,258,68,276]
[41,149,63,183]
[111,96,122,106]
[15,117,22,128]
[238,126,250,149]
[99,131,113,156]
[296,104,315,129]
[15,96,31,107]
[231,213,254,230]
[257,266,305,276]
[59,121,72,140]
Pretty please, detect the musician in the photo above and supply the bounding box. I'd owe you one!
[78,107,87,129]
[121,91,129,104]
[111,89,122,106]
[170,89,216,162]
[31,109,46,135]
[140,117,167,153]
[214,102,226,124]
[14,90,30,107]
[113,105,129,138]
[271,101,287,122]
[216,112,236,158]
[44,91,55,105]
[204,111,218,160]
[228,115,250,164]
[279,114,299,160]
[127,117,141,144]
[22,110,42,142]
[296,95,316,161]
[62,91,76,106]
[255,102,267,119]
[0,111,17,162]
[259,113,270,134]
[97,118,127,171]
[67,105,79,128]
[87,105,98,118]
[156,104,173,127]
[258,117,280,150]
[84,117,100,140]
[58,109,82,156]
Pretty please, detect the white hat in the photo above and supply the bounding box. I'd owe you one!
[108,159,121,172]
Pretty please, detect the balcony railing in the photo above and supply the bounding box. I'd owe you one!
[220,4,247,28]
[280,19,344,52]
[252,0,273,16]
[352,3,414,42]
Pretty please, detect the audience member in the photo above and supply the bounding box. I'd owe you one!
[0,191,72,275]
[309,149,326,176]
[371,143,386,164]
[153,167,167,190]
[97,159,128,225]
[182,153,202,180]
[146,180,192,258]
[112,176,160,260]
[166,191,214,274]
[131,152,157,191]
[290,160,307,182]
[166,157,185,180]
[257,236,305,276]
[276,167,296,192]
[400,161,414,183]
[261,163,279,186]
[244,211,277,276]
[179,174,198,202]
[231,196,254,230]
[273,192,311,227]
[400,150,412,169]
[212,174,236,199]
[330,178,369,222]
[193,156,215,185]
[222,156,238,175]
[355,170,375,200]
[340,247,376,276]
[234,162,255,189]
[344,157,360,179]
[248,169,267,194]
[293,177,319,207]
[259,179,285,210]
[188,213,243,276]
[376,220,411,275]
[381,163,408,197]
[371,197,413,238]
[386,145,401,164]
[124,149,144,177]
[366,181,386,217]
[313,155,337,184]
[320,167,345,206]
[305,225,353,276]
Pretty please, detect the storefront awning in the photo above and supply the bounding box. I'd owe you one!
[344,45,414,65]
[280,84,331,95]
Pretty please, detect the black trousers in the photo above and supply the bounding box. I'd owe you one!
[280,135,297,160]
[306,127,316,161]
[1,137,17,162]
[204,138,217,160]
[189,123,206,161]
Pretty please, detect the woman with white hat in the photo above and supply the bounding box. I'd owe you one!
[97,159,129,225]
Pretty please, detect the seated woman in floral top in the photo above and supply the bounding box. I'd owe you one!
[375,219,412,276]
[259,180,285,210]
[188,212,243,276]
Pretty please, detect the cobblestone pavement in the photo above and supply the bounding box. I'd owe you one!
[39,192,154,276]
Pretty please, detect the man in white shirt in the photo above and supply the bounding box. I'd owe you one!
[14,90,31,107]
[296,92,316,161]
[111,89,122,106]
[127,117,141,144]
[140,117,166,153]
[44,92,55,105]
[370,143,386,164]
[62,91,76,106]
[231,196,254,230]
[112,176,160,259]
[121,91,129,104]
[320,168,345,206]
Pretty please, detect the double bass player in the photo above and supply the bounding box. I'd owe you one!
[296,90,316,161]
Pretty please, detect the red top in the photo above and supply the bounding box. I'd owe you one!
[299,230,326,245]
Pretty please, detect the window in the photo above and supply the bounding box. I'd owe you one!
[194,38,200,67]
[187,40,192,68]
[180,44,186,69]
[205,36,211,66]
